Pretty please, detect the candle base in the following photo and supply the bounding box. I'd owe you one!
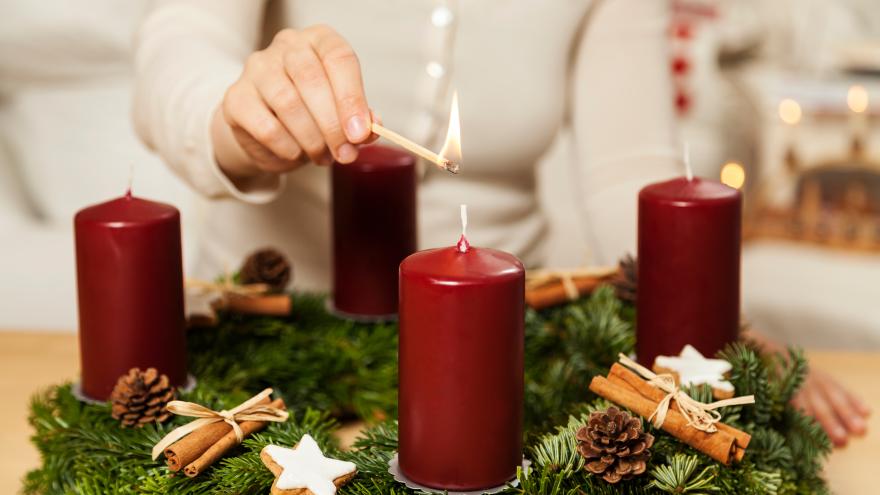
[325,299,398,323]
[388,454,529,495]
[72,374,197,405]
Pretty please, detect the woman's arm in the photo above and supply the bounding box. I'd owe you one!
[570,0,679,263]
[133,0,280,201]
[133,1,374,202]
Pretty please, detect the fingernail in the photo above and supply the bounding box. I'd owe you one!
[346,115,368,141]
[337,143,358,164]
[851,417,866,432]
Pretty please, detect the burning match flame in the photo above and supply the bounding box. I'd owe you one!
[439,92,462,174]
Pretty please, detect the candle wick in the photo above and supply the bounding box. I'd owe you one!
[457,204,470,253]
[457,234,470,253]
[126,163,135,198]
[683,142,694,182]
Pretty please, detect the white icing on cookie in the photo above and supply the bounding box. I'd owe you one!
[654,344,734,393]
[264,435,356,495]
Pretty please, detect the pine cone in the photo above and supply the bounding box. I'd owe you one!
[110,368,176,428]
[611,254,638,304]
[576,407,653,484]
[239,248,292,293]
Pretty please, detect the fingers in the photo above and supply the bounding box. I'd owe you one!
[815,373,868,436]
[306,25,372,144]
[230,127,300,173]
[806,385,849,447]
[253,68,331,165]
[791,390,812,416]
[223,80,303,172]
[842,381,872,417]
[227,26,372,170]
[365,109,381,144]
[283,30,355,164]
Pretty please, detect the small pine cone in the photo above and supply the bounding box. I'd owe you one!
[110,368,176,428]
[576,407,653,484]
[239,248,292,293]
[611,254,637,304]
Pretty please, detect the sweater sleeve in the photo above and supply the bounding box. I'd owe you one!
[571,0,679,264]
[133,0,285,203]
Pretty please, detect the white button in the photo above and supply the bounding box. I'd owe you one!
[426,61,445,79]
[431,6,454,27]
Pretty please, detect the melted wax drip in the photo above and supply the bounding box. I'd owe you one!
[456,234,470,253]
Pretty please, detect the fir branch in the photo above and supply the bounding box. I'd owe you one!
[25,290,830,495]
[719,342,773,425]
[767,348,808,421]
[648,454,718,494]
[747,429,793,472]
[516,467,581,495]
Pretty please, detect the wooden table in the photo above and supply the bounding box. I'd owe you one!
[1,332,877,494]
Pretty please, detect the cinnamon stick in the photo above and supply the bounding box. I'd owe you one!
[164,396,272,471]
[183,398,286,477]
[589,375,741,464]
[525,277,604,310]
[607,364,751,462]
[223,294,292,316]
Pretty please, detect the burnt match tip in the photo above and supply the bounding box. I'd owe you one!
[442,160,461,175]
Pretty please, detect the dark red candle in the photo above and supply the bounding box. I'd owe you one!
[398,220,524,490]
[74,191,188,400]
[331,144,417,320]
[637,177,742,366]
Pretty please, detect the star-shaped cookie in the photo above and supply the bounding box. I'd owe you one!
[260,435,357,495]
[653,344,735,399]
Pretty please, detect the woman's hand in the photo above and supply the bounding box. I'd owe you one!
[792,367,870,447]
[212,25,375,179]
[743,328,870,446]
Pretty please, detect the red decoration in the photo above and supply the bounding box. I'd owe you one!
[675,89,692,115]
[398,238,524,490]
[671,56,690,75]
[636,178,742,366]
[673,22,692,40]
[74,192,188,400]
[331,145,417,319]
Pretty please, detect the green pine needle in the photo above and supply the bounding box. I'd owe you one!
[649,454,718,494]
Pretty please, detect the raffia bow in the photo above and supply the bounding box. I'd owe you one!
[525,266,618,300]
[617,353,755,433]
[186,273,270,305]
[151,388,289,460]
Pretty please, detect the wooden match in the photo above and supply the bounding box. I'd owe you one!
[370,122,459,174]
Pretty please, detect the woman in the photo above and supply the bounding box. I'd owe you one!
[133,0,867,445]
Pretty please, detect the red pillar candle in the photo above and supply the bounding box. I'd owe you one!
[637,177,742,366]
[74,191,188,400]
[398,209,524,491]
[331,144,417,320]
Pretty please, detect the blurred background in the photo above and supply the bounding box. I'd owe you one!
[2,0,880,349]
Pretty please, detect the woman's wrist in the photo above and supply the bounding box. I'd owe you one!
[210,106,264,181]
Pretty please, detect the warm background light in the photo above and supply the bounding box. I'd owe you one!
[779,98,802,125]
[720,162,746,190]
[847,85,869,114]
